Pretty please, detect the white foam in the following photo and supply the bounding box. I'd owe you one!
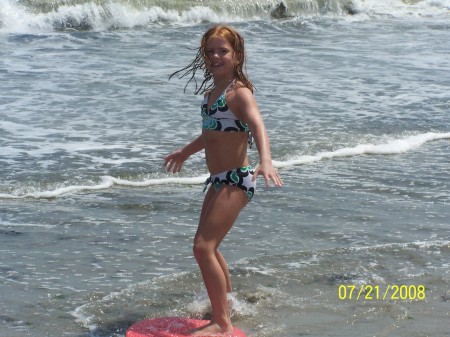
[0,1,236,34]
[106,174,209,187]
[349,0,450,18]
[1,0,449,33]
[0,177,114,199]
[72,273,189,330]
[0,174,209,199]
[347,239,450,252]
[1,132,448,199]
[0,222,57,229]
[272,132,450,169]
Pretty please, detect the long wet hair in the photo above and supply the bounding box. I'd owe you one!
[169,25,255,94]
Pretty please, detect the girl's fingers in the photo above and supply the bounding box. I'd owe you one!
[253,167,283,187]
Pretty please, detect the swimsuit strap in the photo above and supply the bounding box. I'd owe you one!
[211,79,236,102]
[224,78,236,93]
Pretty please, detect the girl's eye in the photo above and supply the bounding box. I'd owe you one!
[206,49,229,55]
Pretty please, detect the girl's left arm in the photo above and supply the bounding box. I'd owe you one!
[232,88,283,187]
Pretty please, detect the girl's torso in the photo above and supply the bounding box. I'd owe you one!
[201,83,250,175]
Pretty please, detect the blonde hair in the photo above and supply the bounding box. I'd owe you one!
[170,25,254,94]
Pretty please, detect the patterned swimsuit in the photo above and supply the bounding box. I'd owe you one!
[201,84,256,201]
[201,91,250,132]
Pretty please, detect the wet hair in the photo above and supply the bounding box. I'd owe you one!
[169,25,254,94]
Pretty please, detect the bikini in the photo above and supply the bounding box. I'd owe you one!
[201,82,256,201]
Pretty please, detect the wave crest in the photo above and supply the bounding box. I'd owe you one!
[2,0,449,33]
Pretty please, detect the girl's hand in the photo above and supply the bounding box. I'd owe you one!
[164,149,189,173]
[253,161,283,187]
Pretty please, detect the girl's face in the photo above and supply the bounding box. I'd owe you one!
[204,36,236,80]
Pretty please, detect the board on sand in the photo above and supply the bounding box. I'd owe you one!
[126,317,247,337]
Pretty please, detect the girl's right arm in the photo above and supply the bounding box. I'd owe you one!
[164,135,204,173]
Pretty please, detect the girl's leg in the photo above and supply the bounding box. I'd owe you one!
[215,250,232,293]
[199,188,233,294]
[190,185,248,335]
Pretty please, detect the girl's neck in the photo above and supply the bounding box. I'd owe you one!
[213,76,235,92]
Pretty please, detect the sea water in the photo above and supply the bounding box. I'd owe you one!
[0,0,449,336]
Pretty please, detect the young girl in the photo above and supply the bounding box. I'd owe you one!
[164,25,282,336]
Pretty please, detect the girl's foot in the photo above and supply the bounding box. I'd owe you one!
[186,321,233,336]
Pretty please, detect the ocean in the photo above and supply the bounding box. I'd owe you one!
[1,0,449,336]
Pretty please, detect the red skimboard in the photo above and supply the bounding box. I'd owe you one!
[126,317,247,337]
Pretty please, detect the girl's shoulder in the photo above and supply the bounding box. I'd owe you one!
[227,80,252,98]
[227,81,254,102]
[226,81,258,119]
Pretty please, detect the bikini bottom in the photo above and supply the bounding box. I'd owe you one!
[203,165,255,201]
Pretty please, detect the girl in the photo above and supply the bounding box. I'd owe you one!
[164,25,282,336]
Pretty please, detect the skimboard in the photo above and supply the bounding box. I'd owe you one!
[126,317,247,337]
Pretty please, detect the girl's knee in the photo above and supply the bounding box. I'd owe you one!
[193,240,215,262]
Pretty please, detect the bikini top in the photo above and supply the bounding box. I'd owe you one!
[201,85,249,133]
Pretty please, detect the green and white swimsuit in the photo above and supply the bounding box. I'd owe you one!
[204,166,255,201]
[201,84,256,201]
